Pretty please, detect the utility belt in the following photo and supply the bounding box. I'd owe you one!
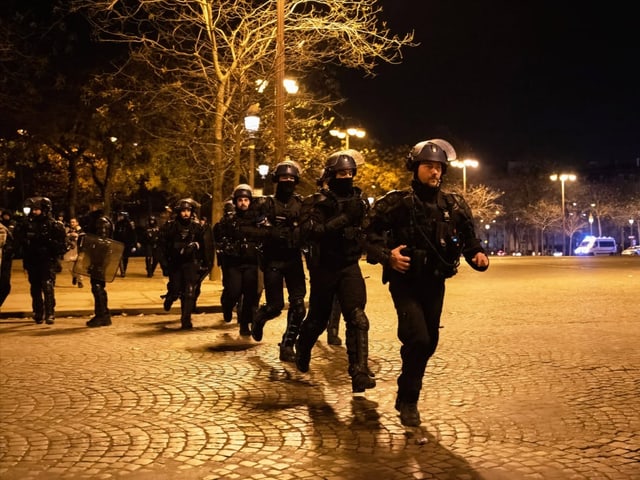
[401,246,459,279]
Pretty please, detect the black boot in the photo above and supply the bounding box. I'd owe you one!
[43,280,56,325]
[88,283,111,327]
[395,399,421,427]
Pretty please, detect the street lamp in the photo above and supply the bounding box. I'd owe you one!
[550,173,577,256]
[450,158,479,193]
[630,219,635,247]
[329,127,366,149]
[244,109,261,188]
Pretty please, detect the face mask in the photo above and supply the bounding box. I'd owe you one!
[328,177,353,196]
[276,181,296,196]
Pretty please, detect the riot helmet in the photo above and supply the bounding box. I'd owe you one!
[175,198,200,215]
[271,160,302,183]
[321,150,361,181]
[233,184,253,200]
[95,216,114,238]
[405,139,456,174]
[24,196,53,215]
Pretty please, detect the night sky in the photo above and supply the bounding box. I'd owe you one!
[339,1,639,169]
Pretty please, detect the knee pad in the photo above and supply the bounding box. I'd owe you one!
[346,307,369,331]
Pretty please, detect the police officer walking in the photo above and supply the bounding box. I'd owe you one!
[364,139,489,427]
[159,198,206,330]
[15,197,67,325]
[79,204,117,328]
[212,185,261,336]
[295,150,376,395]
[144,216,161,277]
[248,160,307,362]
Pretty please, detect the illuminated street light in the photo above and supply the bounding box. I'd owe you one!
[550,173,577,256]
[244,107,261,188]
[450,158,479,193]
[329,127,366,149]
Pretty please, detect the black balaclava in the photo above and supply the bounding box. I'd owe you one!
[328,176,353,197]
[276,181,296,200]
[178,209,192,225]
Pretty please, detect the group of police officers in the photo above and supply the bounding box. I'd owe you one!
[1,139,490,427]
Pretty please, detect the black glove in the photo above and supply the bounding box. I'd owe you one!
[181,242,199,255]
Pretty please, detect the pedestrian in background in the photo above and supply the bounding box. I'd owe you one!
[0,208,17,307]
[295,150,376,396]
[65,217,84,288]
[15,197,67,325]
[213,185,261,336]
[364,138,489,427]
[248,160,307,362]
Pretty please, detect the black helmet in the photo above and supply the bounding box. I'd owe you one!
[405,139,457,173]
[321,150,361,180]
[25,196,53,215]
[271,160,301,183]
[175,198,200,214]
[96,216,114,238]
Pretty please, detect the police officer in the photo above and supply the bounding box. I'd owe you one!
[245,160,307,361]
[15,197,67,325]
[144,216,161,277]
[80,204,116,328]
[364,139,489,427]
[114,212,138,277]
[295,150,376,395]
[159,198,206,330]
[212,185,261,336]
[0,208,17,307]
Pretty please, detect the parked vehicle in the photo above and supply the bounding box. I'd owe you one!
[621,245,640,256]
[574,236,617,256]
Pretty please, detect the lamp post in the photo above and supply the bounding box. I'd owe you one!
[630,218,635,247]
[329,127,366,149]
[450,158,479,193]
[550,173,576,256]
[244,111,260,188]
[275,0,285,164]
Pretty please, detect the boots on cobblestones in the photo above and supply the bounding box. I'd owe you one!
[87,316,111,327]
[295,343,311,373]
[45,317,55,325]
[162,294,174,312]
[180,321,193,330]
[395,399,421,427]
[351,372,376,393]
[327,328,342,346]
[239,323,251,336]
[251,314,266,342]
[279,343,295,362]
[34,316,44,324]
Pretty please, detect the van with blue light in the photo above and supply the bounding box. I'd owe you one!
[574,236,617,256]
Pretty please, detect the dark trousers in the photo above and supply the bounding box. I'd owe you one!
[26,261,57,321]
[297,262,366,351]
[388,273,446,404]
[166,260,199,323]
[261,256,306,314]
[221,262,259,327]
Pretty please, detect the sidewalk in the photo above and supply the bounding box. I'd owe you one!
[0,257,223,318]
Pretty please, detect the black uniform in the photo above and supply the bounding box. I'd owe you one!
[213,198,261,336]
[16,198,67,324]
[0,210,16,307]
[365,179,487,420]
[113,213,138,277]
[159,206,205,330]
[248,187,306,359]
[80,209,115,327]
[295,180,375,394]
[144,216,161,277]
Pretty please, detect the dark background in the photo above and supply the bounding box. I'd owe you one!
[339,1,639,170]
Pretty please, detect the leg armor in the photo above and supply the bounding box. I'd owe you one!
[345,307,375,392]
[326,295,342,345]
[280,298,306,362]
[43,278,56,324]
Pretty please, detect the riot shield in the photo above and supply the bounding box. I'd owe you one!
[73,234,124,282]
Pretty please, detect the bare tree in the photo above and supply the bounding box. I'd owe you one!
[73,0,415,223]
[524,200,562,254]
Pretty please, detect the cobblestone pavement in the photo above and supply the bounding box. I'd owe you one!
[0,257,638,479]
